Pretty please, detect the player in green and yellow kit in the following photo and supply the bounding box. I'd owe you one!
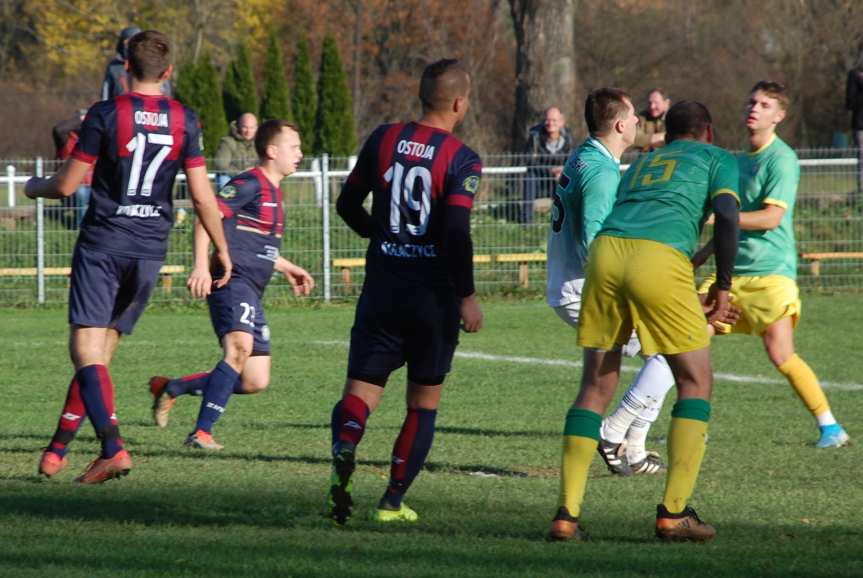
[695,81,850,449]
[549,101,740,543]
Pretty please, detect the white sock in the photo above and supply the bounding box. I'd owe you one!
[816,410,837,427]
[622,355,675,458]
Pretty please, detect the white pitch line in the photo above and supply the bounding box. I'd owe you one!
[310,340,863,391]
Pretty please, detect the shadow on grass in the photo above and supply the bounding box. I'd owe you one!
[240,421,557,440]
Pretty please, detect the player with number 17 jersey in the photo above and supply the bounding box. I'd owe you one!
[72,93,205,260]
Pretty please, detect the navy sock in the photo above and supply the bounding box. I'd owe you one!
[166,372,209,397]
[193,361,240,433]
[76,364,123,458]
[383,408,437,508]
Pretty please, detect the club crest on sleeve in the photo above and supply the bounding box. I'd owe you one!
[219,185,237,199]
[463,175,480,194]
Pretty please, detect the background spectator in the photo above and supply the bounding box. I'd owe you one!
[845,60,863,193]
[52,110,92,228]
[521,106,573,223]
[633,88,670,152]
[214,113,259,190]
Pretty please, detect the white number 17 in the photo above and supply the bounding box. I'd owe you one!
[126,133,173,197]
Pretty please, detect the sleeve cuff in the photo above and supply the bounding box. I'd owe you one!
[711,188,740,206]
[763,198,788,209]
[70,150,96,164]
[185,156,206,169]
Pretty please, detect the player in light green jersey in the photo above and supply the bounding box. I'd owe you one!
[695,81,849,449]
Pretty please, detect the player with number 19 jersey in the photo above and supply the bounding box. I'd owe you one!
[338,121,482,384]
[72,93,205,259]
[343,122,482,293]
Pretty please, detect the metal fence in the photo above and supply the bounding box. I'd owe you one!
[1,149,861,306]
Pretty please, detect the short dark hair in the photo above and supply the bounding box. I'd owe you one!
[584,88,632,135]
[665,100,712,143]
[419,59,470,112]
[255,119,299,158]
[750,80,790,110]
[647,87,669,100]
[126,30,171,82]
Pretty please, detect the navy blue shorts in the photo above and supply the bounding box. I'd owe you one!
[347,285,460,386]
[68,244,162,334]
[207,278,271,355]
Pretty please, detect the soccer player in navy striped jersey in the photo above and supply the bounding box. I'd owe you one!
[148,120,314,449]
[327,59,483,524]
[26,31,231,483]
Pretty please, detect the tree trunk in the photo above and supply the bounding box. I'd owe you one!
[509,0,580,150]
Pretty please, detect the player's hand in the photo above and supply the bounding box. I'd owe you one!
[704,213,715,226]
[282,263,315,296]
[702,283,731,325]
[213,248,232,289]
[186,266,213,299]
[459,294,483,333]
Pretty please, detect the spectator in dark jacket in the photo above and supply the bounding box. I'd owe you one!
[521,107,574,223]
[102,27,172,100]
[845,62,863,192]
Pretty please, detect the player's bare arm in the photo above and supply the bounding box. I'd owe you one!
[738,204,785,231]
[25,158,91,200]
[186,165,232,288]
[274,256,315,296]
[186,218,214,299]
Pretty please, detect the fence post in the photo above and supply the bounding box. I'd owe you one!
[35,157,45,304]
[321,154,332,302]
[6,165,14,208]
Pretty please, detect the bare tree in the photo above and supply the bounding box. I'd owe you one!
[509,0,580,150]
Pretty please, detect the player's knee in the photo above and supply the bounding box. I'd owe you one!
[224,342,253,369]
[242,374,270,393]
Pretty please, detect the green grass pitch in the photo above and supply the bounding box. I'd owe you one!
[0,296,861,577]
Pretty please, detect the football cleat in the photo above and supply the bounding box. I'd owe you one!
[628,450,667,475]
[149,376,175,428]
[548,506,583,542]
[655,504,716,542]
[38,450,68,478]
[75,450,132,484]
[816,424,850,449]
[597,439,632,476]
[326,442,356,525]
[184,430,224,450]
[373,502,419,523]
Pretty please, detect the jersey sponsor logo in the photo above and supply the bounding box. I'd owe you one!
[380,241,438,258]
[219,185,237,199]
[463,175,480,194]
[256,245,279,263]
[261,324,270,342]
[396,139,436,160]
[134,110,169,128]
[116,204,161,218]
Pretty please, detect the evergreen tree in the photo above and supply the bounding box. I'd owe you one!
[176,55,227,156]
[260,33,292,122]
[314,35,356,156]
[292,37,316,151]
[223,40,258,123]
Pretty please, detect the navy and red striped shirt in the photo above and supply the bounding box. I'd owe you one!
[71,93,205,259]
[337,122,482,296]
[213,168,284,294]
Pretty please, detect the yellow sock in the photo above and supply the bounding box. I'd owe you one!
[559,436,598,517]
[777,354,830,418]
[662,399,710,514]
[558,408,601,518]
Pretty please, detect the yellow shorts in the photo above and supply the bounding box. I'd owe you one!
[577,236,709,356]
[698,274,800,336]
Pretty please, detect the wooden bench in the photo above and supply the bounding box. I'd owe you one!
[800,252,863,276]
[334,255,493,291]
[495,252,547,288]
[0,264,186,294]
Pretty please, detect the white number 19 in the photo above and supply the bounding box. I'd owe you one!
[385,161,432,236]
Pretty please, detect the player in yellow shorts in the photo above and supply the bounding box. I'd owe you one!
[548,101,740,543]
[694,81,849,449]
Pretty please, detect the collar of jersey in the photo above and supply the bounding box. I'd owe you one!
[748,133,776,156]
[586,137,620,164]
